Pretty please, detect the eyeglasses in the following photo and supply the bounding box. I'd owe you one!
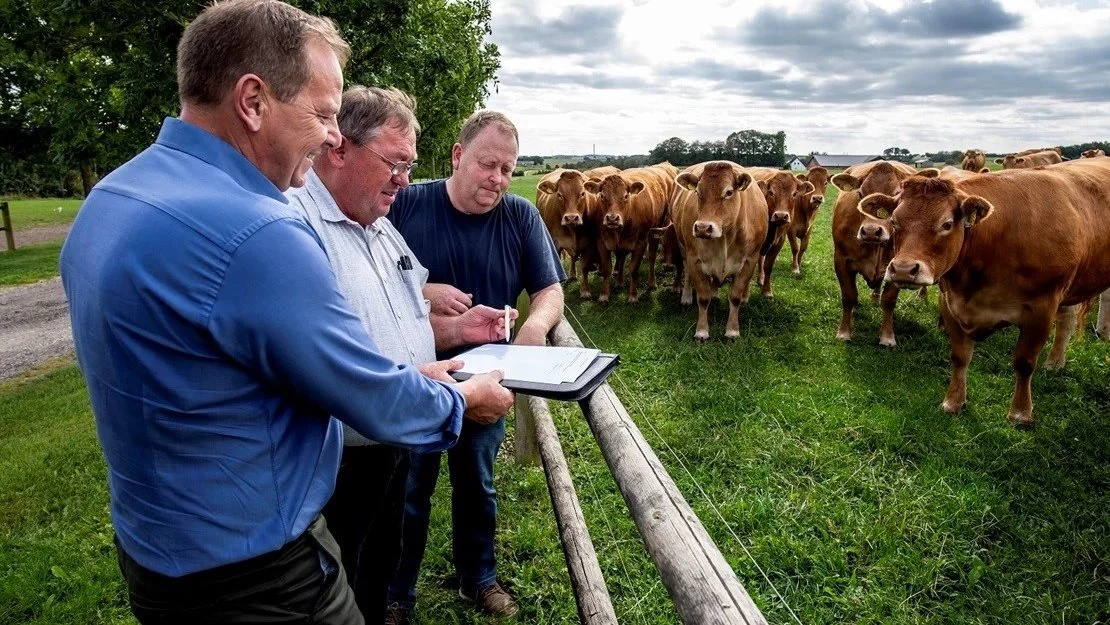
[359,143,418,177]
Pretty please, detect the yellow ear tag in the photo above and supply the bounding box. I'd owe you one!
[875,208,889,219]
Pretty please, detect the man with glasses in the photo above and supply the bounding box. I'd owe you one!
[286,86,514,624]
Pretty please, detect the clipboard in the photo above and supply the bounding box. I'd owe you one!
[450,353,620,401]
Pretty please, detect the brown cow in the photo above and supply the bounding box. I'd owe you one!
[831,160,924,346]
[787,179,823,274]
[536,166,617,299]
[748,168,814,297]
[995,149,1063,169]
[961,149,986,171]
[585,163,676,303]
[1082,149,1106,158]
[803,166,830,198]
[672,161,768,340]
[858,160,1110,427]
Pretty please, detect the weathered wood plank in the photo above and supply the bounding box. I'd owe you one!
[550,318,768,625]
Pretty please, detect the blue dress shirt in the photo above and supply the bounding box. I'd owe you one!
[59,118,464,577]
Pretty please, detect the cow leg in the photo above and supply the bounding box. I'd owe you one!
[598,246,613,303]
[726,256,759,339]
[645,234,660,292]
[626,239,648,304]
[878,282,900,348]
[940,311,975,414]
[788,231,802,275]
[690,271,714,341]
[568,252,577,283]
[797,229,812,274]
[760,239,785,298]
[1098,288,1110,340]
[680,261,695,306]
[1044,304,1078,370]
[614,252,627,288]
[1008,310,1055,428]
[755,255,765,286]
[834,258,858,341]
[578,245,594,300]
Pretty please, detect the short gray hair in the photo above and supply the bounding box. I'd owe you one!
[177,0,350,106]
[457,110,518,147]
[338,86,420,145]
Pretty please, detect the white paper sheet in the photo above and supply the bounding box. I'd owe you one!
[455,344,601,384]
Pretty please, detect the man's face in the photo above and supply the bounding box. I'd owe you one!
[450,125,517,214]
[264,39,343,191]
[335,123,416,226]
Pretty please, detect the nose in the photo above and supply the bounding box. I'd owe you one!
[693,221,715,238]
[771,211,790,224]
[859,224,884,240]
[604,213,622,227]
[562,213,582,226]
[323,115,341,150]
[887,259,925,285]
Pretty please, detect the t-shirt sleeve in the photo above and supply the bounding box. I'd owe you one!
[206,217,463,453]
[516,196,567,295]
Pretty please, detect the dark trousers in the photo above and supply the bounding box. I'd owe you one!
[116,515,363,624]
[388,417,505,606]
[321,445,409,624]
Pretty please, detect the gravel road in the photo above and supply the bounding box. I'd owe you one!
[0,224,74,381]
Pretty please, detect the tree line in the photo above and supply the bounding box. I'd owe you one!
[648,130,787,168]
[0,0,500,197]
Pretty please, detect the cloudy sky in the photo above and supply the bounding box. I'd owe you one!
[483,0,1110,157]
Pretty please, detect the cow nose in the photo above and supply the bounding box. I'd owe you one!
[562,213,582,226]
[604,214,622,227]
[771,211,790,224]
[693,221,715,238]
[890,260,921,279]
[859,224,883,239]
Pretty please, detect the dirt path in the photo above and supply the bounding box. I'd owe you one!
[10,223,72,247]
[0,277,73,381]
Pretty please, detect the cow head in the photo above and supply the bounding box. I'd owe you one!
[1081,149,1105,158]
[676,161,753,239]
[996,154,1019,169]
[539,170,593,227]
[804,166,830,197]
[585,174,644,230]
[755,171,807,227]
[858,176,993,287]
[791,184,821,233]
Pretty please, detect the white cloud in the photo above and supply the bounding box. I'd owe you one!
[485,0,1110,156]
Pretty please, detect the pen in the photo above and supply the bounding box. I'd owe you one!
[504,305,511,343]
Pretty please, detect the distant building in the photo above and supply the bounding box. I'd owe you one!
[803,154,882,169]
[913,157,936,168]
[786,157,806,171]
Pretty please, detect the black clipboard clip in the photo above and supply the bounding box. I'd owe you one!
[397,255,413,271]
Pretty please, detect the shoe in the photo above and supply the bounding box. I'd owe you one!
[384,601,410,625]
[459,582,519,618]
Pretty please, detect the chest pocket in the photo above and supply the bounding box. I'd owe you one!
[397,258,430,318]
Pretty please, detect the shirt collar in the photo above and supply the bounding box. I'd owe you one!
[304,170,384,235]
[156,117,288,204]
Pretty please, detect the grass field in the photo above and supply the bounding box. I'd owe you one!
[0,242,63,287]
[0,198,83,229]
[2,175,1108,624]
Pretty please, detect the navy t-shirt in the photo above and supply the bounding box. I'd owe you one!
[388,180,566,357]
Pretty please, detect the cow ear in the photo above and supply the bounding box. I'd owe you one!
[798,181,814,194]
[795,173,807,182]
[584,180,601,194]
[756,179,768,194]
[831,173,860,192]
[676,172,699,190]
[735,172,754,192]
[994,158,1004,164]
[858,193,898,220]
[1015,157,1026,165]
[979,167,990,174]
[959,195,993,228]
[537,180,556,194]
[629,181,645,195]
[917,168,940,178]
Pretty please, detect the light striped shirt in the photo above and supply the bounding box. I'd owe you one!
[287,170,438,446]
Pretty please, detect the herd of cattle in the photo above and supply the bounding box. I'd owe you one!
[535,149,1110,428]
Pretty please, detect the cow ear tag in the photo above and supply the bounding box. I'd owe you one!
[875,208,890,219]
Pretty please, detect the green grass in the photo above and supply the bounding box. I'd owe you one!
[1,198,83,229]
[1,184,1108,623]
[0,241,63,286]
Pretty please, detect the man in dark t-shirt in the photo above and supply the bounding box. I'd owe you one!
[385,111,565,622]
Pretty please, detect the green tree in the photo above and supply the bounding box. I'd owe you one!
[0,0,499,195]
[649,137,689,165]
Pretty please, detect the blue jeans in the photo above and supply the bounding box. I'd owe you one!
[388,417,505,607]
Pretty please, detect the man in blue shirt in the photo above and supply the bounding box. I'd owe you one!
[58,2,512,623]
[385,111,565,621]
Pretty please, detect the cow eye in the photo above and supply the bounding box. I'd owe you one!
[724,189,733,198]
[941,219,954,232]
[578,191,585,199]
[624,193,630,200]
[556,192,564,200]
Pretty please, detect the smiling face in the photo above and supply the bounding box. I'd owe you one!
[448,124,518,214]
[260,38,343,190]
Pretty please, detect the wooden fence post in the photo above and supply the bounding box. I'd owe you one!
[1,202,14,251]
[514,393,540,465]
[550,318,769,625]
